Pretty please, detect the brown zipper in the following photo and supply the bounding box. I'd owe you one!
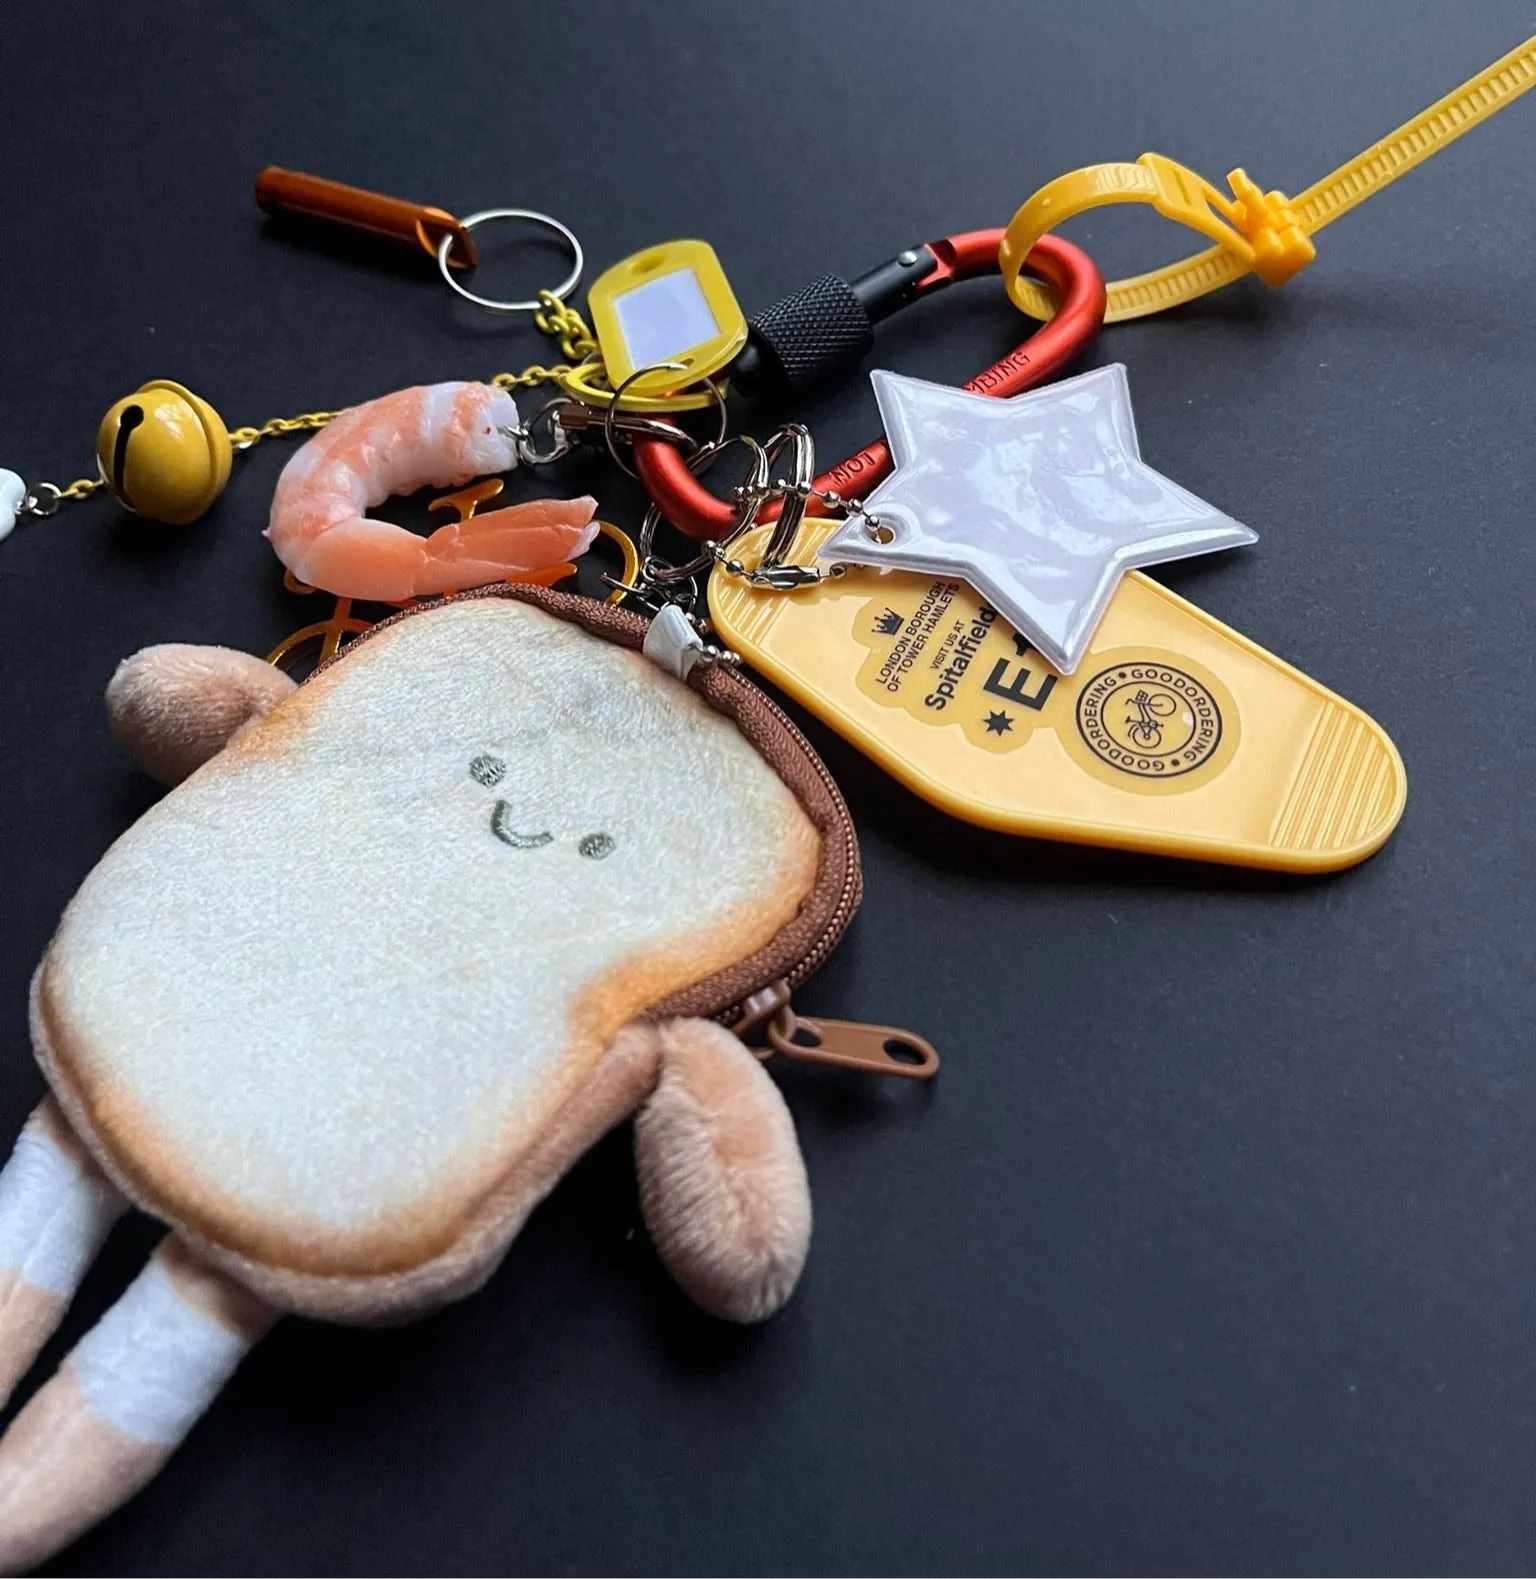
[695,670,863,1000]
[305,583,935,1078]
[696,683,937,1078]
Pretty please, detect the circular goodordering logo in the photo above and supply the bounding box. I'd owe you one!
[1075,662,1222,779]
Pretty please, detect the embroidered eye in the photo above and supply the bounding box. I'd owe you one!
[490,801,551,849]
[578,832,616,860]
[469,754,506,787]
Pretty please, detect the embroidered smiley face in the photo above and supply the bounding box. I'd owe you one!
[469,755,616,858]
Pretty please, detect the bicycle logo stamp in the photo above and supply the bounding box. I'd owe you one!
[1075,662,1222,779]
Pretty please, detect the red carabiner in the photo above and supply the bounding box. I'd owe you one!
[632,231,1106,542]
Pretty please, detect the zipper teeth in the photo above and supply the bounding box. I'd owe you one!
[712,662,862,1006]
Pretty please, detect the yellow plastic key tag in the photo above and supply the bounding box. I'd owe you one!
[709,519,1405,872]
[586,240,748,398]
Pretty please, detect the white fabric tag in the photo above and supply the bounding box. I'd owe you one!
[642,603,705,681]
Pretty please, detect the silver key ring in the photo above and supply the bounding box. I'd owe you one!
[435,209,584,314]
[636,435,771,587]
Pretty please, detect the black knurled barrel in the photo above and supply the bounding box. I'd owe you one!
[735,274,874,400]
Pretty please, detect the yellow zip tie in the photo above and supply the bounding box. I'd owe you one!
[1000,35,1536,324]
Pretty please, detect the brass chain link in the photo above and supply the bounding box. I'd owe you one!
[491,290,600,392]
[33,291,601,510]
[228,411,342,451]
[57,476,107,502]
[530,289,598,361]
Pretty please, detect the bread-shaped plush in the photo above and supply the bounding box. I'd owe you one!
[0,589,859,1571]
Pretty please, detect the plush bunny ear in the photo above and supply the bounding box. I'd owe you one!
[106,644,296,786]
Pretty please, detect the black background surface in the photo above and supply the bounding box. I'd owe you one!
[3,3,1535,1574]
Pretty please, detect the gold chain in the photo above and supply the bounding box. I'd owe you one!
[58,476,107,502]
[228,410,341,451]
[41,291,601,506]
[531,289,598,360]
[491,289,600,391]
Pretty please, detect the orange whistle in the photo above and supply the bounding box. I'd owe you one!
[254,167,478,269]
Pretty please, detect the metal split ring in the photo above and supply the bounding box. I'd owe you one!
[600,362,728,479]
[753,425,815,577]
[435,209,584,314]
[21,482,62,518]
[635,435,771,588]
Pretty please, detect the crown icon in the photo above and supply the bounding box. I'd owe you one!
[873,608,902,636]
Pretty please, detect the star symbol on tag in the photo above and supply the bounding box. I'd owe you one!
[984,710,1014,736]
[818,365,1257,675]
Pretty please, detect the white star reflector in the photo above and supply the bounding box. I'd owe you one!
[819,365,1257,675]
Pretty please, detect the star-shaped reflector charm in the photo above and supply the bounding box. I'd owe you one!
[819,365,1257,675]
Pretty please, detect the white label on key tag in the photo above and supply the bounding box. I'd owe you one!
[614,269,720,370]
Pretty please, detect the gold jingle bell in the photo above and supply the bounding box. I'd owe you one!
[95,380,233,525]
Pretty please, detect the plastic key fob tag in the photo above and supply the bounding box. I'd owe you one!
[710,518,1405,871]
[587,240,748,397]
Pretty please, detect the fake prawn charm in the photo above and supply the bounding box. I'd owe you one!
[266,380,597,601]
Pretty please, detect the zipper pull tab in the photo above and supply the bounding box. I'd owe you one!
[767,1007,938,1079]
[730,981,939,1079]
[769,1006,939,1079]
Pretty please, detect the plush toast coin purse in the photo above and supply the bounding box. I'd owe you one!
[0,587,862,1570]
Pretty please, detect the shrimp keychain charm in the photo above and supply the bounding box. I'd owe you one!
[0,187,609,584]
[265,380,598,600]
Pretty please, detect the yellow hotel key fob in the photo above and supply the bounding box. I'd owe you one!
[710,519,1405,872]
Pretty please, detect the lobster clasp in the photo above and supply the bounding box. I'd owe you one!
[748,563,825,590]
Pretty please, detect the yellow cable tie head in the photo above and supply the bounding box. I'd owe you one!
[1224,169,1316,288]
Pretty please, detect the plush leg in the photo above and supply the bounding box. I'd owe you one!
[634,1018,811,1323]
[106,643,296,786]
[0,1237,277,1573]
[0,1100,126,1411]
